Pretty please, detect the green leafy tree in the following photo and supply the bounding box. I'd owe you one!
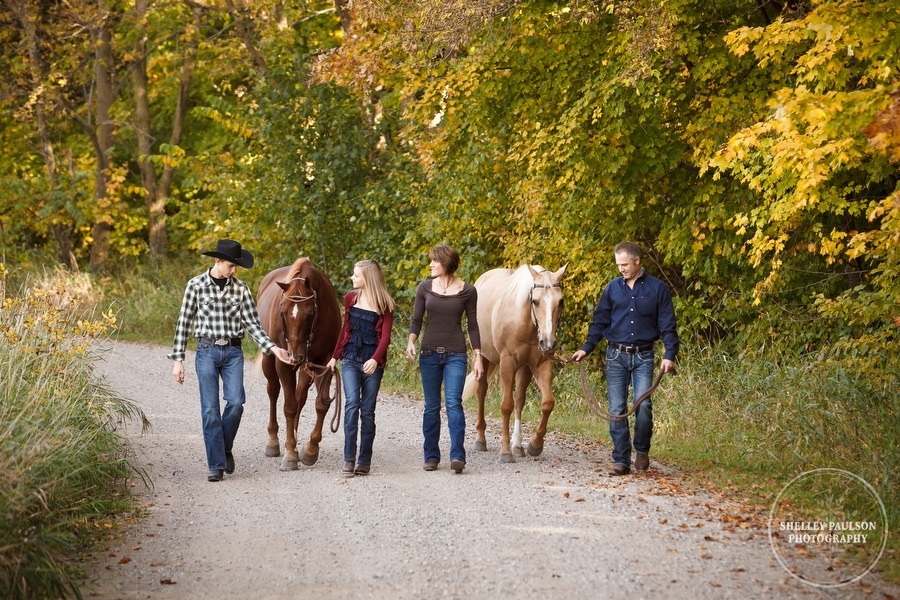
[316,1,786,338]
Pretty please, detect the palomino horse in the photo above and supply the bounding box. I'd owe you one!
[463,264,567,462]
[257,257,341,471]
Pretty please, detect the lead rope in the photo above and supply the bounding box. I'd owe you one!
[550,352,672,423]
[305,361,342,433]
[578,361,671,422]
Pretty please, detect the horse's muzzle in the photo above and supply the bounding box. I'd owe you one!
[538,339,557,353]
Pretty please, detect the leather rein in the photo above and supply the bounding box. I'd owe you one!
[546,352,672,423]
[280,277,342,433]
[577,360,671,422]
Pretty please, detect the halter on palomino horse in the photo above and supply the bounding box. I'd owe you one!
[257,257,342,471]
[463,264,567,462]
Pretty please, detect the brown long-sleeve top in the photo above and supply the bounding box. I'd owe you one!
[408,280,481,353]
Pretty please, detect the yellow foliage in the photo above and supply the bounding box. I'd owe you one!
[1,269,116,358]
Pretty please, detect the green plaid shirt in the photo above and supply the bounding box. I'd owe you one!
[167,270,275,362]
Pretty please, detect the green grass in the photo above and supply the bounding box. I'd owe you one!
[97,253,206,345]
[653,348,899,583]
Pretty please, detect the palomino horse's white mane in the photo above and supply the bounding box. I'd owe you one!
[510,264,547,305]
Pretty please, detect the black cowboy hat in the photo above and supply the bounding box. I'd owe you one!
[202,239,254,268]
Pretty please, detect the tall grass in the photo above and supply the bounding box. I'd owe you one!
[0,268,148,599]
[98,254,205,344]
[655,349,898,539]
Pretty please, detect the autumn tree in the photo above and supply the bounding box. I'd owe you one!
[712,0,900,372]
[1,0,80,268]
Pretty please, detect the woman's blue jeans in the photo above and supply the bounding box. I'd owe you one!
[419,352,467,464]
[341,359,384,465]
[605,346,654,467]
[195,342,245,471]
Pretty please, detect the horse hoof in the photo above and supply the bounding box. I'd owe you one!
[513,446,526,457]
[279,458,299,471]
[300,450,319,466]
[499,452,516,464]
[526,442,543,457]
[474,440,487,452]
[265,445,281,458]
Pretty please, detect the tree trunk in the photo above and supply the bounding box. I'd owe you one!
[159,5,202,250]
[130,2,202,257]
[223,0,267,72]
[89,20,116,271]
[131,0,164,256]
[10,0,77,268]
[333,0,352,35]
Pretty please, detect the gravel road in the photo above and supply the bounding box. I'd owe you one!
[80,342,896,599]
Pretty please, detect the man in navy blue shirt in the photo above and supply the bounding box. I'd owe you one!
[572,242,679,475]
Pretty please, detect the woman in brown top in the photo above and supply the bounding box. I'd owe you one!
[406,244,484,473]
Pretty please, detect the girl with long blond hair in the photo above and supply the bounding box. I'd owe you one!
[327,260,394,476]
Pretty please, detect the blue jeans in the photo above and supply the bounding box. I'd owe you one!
[419,352,467,464]
[605,346,654,467]
[341,359,384,465]
[195,342,245,472]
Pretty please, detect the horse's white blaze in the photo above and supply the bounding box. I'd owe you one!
[292,304,299,319]
[542,292,554,341]
[512,418,522,449]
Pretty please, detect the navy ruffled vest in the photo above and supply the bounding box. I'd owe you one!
[343,305,379,363]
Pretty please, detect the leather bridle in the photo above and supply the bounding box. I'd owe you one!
[529,272,563,341]
[280,277,318,364]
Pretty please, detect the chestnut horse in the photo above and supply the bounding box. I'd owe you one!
[463,264,567,462]
[257,257,341,471]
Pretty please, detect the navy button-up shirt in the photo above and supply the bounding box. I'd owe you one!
[580,268,679,361]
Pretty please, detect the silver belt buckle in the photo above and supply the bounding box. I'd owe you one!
[214,338,230,346]
[435,346,446,353]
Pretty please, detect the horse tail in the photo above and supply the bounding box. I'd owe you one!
[462,362,497,401]
[483,361,498,382]
[462,371,477,401]
[252,351,265,378]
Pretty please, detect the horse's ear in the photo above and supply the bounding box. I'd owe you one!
[277,281,289,291]
[553,264,568,280]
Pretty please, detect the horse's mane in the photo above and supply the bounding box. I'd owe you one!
[510,264,546,305]
[284,257,312,283]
